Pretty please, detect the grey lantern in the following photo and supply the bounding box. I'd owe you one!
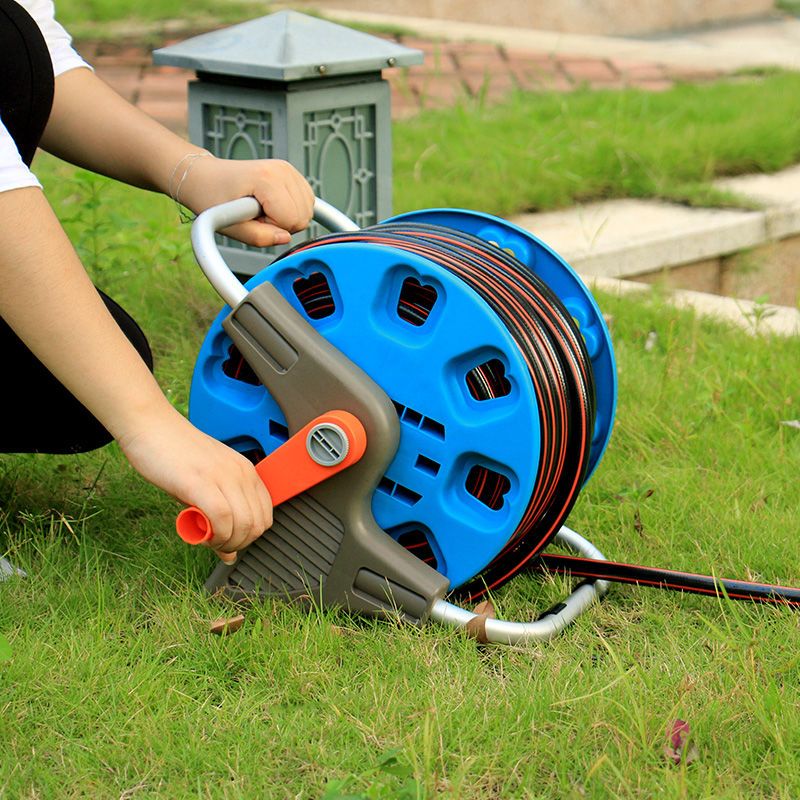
[153,11,423,276]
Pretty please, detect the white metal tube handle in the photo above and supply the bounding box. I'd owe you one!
[191,196,359,309]
[429,527,609,644]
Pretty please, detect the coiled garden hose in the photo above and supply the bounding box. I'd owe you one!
[280,222,800,609]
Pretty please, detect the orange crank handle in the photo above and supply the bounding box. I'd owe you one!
[175,410,367,545]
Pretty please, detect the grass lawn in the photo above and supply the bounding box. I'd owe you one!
[55,0,270,31]
[1,152,799,798]
[393,71,800,216]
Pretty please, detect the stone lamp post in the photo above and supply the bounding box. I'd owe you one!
[153,10,422,276]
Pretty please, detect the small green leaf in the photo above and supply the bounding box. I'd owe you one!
[321,779,365,800]
[397,781,423,800]
[377,749,413,778]
[0,633,12,663]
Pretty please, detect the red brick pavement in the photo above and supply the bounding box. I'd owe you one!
[75,33,724,134]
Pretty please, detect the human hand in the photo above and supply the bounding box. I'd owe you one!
[41,70,314,247]
[117,406,273,563]
[175,155,315,248]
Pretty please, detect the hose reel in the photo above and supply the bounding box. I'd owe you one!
[191,200,614,577]
[185,197,800,646]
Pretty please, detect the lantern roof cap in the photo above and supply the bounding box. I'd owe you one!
[153,10,423,81]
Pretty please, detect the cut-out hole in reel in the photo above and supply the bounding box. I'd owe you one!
[240,446,266,466]
[392,400,447,441]
[377,477,423,507]
[466,358,512,401]
[397,276,438,326]
[223,436,266,466]
[222,344,260,386]
[268,419,289,443]
[415,454,441,476]
[465,465,511,511]
[293,272,336,319]
[394,528,438,569]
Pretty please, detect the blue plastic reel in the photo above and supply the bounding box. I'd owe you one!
[188,209,617,590]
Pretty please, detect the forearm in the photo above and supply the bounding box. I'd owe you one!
[0,186,273,556]
[40,68,314,245]
[0,186,176,439]
[40,68,203,199]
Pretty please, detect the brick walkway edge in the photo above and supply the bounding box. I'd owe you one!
[76,33,723,133]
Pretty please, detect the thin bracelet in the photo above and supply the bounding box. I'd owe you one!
[168,151,212,223]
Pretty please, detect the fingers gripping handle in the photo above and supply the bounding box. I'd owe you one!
[312,198,361,234]
[176,411,368,545]
[192,197,360,309]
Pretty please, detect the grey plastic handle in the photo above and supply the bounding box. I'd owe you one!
[429,527,609,644]
[191,196,359,309]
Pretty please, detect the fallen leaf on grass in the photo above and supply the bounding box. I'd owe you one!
[472,600,496,618]
[209,614,245,635]
[663,719,699,765]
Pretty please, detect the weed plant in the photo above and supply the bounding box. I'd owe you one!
[1,156,799,799]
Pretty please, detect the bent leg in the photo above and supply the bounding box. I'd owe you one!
[0,290,153,454]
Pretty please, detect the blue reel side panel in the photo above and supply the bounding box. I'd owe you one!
[190,242,542,589]
[385,209,618,482]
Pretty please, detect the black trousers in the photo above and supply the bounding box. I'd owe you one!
[0,0,153,454]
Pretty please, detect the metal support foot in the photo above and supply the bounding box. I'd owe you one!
[429,527,609,644]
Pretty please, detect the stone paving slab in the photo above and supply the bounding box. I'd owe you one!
[716,166,800,240]
[717,164,800,205]
[511,200,767,278]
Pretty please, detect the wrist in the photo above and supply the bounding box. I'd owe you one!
[109,393,186,449]
[167,150,214,213]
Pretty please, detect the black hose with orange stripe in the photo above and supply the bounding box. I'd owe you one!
[280,222,800,610]
[539,554,800,607]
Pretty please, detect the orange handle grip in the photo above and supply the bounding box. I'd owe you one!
[175,508,215,545]
[176,410,367,545]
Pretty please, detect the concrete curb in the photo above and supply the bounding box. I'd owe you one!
[508,165,800,319]
[512,167,800,280]
[588,276,800,337]
[511,200,768,279]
